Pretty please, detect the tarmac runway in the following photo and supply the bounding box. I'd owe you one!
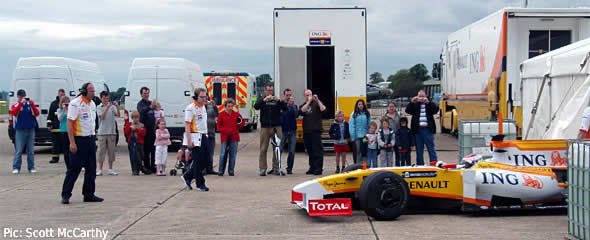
[0,121,567,240]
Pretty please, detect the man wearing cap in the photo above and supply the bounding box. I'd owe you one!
[10,89,40,174]
[179,88,210,191]
[61,83,103,204]
[48,89,65,164]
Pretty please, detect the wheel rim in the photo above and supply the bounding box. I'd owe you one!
[377,177,402,208]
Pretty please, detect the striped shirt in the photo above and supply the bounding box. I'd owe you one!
[68,96,96,136]
[419,104,428,127]
[184,101,208,134]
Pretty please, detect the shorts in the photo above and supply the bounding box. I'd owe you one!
[333,144,350,153]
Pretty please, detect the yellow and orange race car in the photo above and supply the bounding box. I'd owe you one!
[291,139,568,220]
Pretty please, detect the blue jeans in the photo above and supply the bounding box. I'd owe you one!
[367,149,378,168]
[13,128,35,171]
[128,138,137,174]
[415,128,437,165]
[218,141,238,174]
[282,131,296,171]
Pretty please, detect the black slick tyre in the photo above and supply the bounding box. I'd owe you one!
[359,171,410,220]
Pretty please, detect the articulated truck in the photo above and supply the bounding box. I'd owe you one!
[273,7,367,150]
[437,7,590,136]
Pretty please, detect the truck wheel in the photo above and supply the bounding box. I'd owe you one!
[359,171,410,221]
[342,163,363,172]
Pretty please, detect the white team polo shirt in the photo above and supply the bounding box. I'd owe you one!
[68,96,96,136]
[580,107,590,133]
[184,101,208,134]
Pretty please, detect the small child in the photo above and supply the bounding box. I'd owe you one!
[154,118,171,176]
[152,100,164,126]
[125,111,149,175]
[364,121,379,168]
[378,119,395,167]
[395,117,413,166]
[329,111,350,173]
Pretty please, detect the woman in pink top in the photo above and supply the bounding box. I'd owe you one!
[154,118,171,176]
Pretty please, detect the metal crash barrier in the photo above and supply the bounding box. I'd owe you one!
[568,140,590,240]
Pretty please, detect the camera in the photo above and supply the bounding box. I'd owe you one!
[24,97,30,101]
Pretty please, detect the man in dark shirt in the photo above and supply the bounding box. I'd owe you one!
[299,89,326,175]
[280,89,298,174]
[137,87,154,174]
[405,90,438,165]
[48,89,65,164]
[205,98,219,175]
[253,84,287,176]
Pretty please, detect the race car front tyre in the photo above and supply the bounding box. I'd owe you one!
[359,171,410,220]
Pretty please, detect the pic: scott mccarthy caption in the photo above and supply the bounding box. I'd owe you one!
[4,227,108,239]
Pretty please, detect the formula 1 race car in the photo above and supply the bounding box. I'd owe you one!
[291,139,569,220]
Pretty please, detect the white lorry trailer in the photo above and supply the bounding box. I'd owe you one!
[437,7,590,136]
[125,57,205,144]
[273,7,367,149]
[9,57,109,146]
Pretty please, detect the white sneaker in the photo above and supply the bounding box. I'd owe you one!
[12,169,19,174]
[107,169,118,176]
[96,170,103,176]
[30,169,37,173]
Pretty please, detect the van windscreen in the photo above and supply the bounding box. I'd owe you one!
[213,83,222,105]
[227,83,236,102]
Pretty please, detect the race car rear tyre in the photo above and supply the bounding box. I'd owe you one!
[359,171,410,221]
[342,163,363,173]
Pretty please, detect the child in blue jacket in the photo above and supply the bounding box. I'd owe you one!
[329,111,350,173]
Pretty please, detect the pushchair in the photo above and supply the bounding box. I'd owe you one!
[170,146,192,176]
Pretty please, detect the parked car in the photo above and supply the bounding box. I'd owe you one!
[366,84,393,101]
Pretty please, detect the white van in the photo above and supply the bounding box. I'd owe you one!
[124,57,205,144]
[8,57,108,146]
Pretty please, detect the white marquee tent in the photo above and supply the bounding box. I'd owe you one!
[520,37,590,140]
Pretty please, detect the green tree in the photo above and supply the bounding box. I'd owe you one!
[110,87,126,102]
[388,69,423,98]
[409,63,430,82]
[255,73,273,96]
[369,72,384,84]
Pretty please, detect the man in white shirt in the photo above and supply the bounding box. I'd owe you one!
[179,88,210,191]
[61,83,103,204]
[577,106,590,139]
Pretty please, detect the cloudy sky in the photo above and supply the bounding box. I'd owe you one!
[0,0,588,90]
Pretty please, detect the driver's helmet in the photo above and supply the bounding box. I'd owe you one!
[461,154,482,168]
